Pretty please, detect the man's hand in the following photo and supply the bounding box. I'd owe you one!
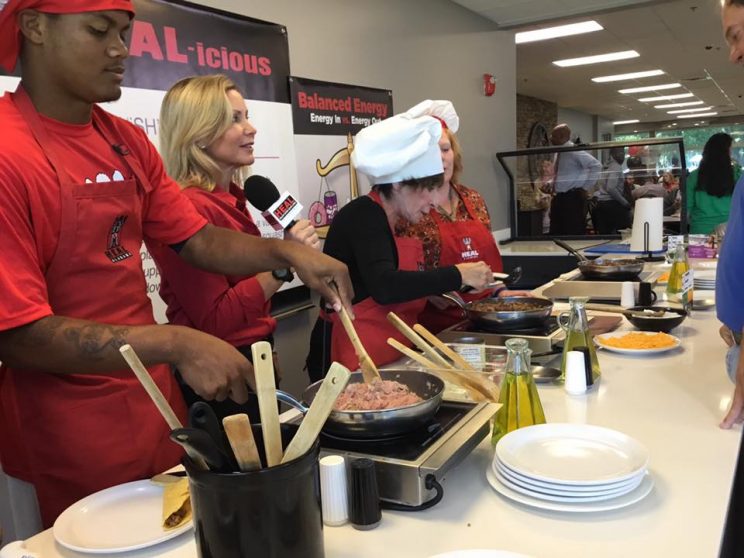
[720,324,736,347]
[290,250,354,315]
[171,327,255,404]
[286,219,321,250]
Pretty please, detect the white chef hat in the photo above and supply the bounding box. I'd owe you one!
[351,112,443,185]
[404,99,459,133]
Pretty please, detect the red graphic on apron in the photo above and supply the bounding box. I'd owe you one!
[105,215,133,263]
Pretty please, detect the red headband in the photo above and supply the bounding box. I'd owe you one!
[431,115,448,130]
[0,0,135,72]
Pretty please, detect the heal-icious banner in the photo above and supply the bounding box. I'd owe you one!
[0,0,297,321]
[290,77,393,238]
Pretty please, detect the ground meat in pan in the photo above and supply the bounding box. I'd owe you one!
[334,379,423,411]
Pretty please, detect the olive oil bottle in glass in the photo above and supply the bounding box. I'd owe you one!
[559,296,601,383]
[666,243,692,312]
[491,338,546,446]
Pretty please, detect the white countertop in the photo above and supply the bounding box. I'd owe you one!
[14,265,738,558]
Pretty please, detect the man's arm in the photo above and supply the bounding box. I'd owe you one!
[607,171,631,207]
[0,316,255,403]
[580,153,602,190]
[179,224,353,313]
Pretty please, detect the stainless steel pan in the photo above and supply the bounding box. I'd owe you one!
[552,238,644,280]
[440,293,554,331]
[276,369,444,438]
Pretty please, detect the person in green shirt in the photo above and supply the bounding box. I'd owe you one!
[687,132,742,234]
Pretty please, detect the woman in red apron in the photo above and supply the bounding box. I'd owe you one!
[149,75,320,421]
[305,111,492,382]
[397,100,529,333]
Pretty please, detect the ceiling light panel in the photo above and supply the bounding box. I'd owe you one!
[553,50,639,67]
[613,119,640,124]
[638,93,695,102]
[516,21,603,44]
[667,107,714,114]
[618,83,682,94]
[654,101,705,109]
[677,112,717,118]
[592,70,664,83]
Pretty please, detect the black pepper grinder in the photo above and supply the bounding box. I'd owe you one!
[349,458,381,530]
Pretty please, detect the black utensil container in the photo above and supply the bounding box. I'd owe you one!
[183,423,324,558]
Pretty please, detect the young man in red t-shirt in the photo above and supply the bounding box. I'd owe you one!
[0,0,352,527]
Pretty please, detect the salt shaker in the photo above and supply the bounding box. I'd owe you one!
[620,281,635,308]
[349,458,381,530]
[319,455,349,526]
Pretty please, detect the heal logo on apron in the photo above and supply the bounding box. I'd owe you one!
[106,215,133,263]
[461,236,480,260]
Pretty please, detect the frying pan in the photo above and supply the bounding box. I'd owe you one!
[552,238,644,280]
[276,369,444,438]
[439,293,554,331]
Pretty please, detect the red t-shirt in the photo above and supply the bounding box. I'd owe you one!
[0,93,207,331]
[148,184,276,347]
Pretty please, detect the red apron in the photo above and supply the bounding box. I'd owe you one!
[329,192,427,370]
[418,188,503,333]
[0,87,184,527]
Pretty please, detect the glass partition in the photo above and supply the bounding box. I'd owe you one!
[496,137,686,240]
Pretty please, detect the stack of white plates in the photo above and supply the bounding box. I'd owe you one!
[487,423,654,513]
[693,270,716,290]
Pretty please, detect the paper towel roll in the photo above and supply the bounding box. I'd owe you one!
[630,197,663,252]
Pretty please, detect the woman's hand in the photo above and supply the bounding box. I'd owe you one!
[286,219,321,250]
[456,261,491,292]
[498,289,532,298]
[720,324,736,347]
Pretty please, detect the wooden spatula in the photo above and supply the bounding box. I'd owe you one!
[281,363,351,464]
[413,323,476,371]
[330,282,380,383]
[387,312,452,369]
[222,413,262,471]
[251,341,283,467]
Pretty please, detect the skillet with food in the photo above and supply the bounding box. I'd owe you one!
[552,238,644,280]
[276,369,444,438]
[439,293,554,331]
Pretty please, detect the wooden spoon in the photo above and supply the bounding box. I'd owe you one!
[251,341,283,467]
[119,344,208,471]
[222,413,262,472]
[330,282,380,383]
[387,312,452,369]
[281,362,351,464]
[413,323,476,371]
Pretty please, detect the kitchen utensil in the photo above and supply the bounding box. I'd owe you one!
[387,312,452,369]
[349,458,382,530]
[279,369,445,438]
[530,366,562,384]
[332,281,380,383]
[119,344,208,471]
[150,472,187,486]
[552,238,644,280]
[460,266,523,293]
[623,306,687,332]
[385,339,499,403]
[320,455,349,526]
[169,428,227,472]
[692,298,715,310]
[281,363,351,463]
[637,282,658,306]
[189,401,237,471]
[251,341,283,467]
[413,323,475,370]
[558,297,601,384]
[594,332,681,355]
[440,293,554,331]
[222,413,262,471]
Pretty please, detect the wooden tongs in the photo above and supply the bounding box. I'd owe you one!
[329,282,380,383]
[385,313,499,403]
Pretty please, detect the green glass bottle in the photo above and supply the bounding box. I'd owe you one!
[492,338,546,446]
[559,296,601,384]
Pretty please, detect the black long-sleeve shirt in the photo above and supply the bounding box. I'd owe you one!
[324,195,462,305]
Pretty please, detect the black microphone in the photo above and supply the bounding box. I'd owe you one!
[243,175,302,231]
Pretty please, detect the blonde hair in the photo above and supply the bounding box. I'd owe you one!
[444,128,464,185]
[159,75,248,192]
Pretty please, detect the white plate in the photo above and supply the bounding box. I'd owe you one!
[496,423,649,485]
[491,466,642,503]
[595,332,681,355]
[493,459,643,495]
[53,480,193,554]
[486,467,654,513]
[694,270,716,280]
[429,552,534,558]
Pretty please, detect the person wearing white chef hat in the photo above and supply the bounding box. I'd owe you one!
[396,100,527,333]
[306,110,492,380]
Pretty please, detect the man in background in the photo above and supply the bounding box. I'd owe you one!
[547,124,601,235]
